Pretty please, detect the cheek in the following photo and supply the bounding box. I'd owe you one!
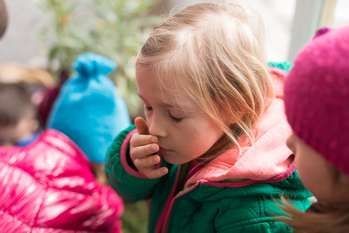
[178,123,222,155]
[296,155,320,197]
[190,135,217,155]
[295,154,309,183]
[295,149,321,187]
[296,152,334,201]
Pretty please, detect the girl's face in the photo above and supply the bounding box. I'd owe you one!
[136,65,224,164]
[287,133,349,204]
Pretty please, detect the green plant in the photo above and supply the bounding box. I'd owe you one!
[122,201,149,233]
[37,0,161,116]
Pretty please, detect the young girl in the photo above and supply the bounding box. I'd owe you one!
[106,2,311,233]
[284,26,349,233]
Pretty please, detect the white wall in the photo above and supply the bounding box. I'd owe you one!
[0,0,348,65]
[168,0,349,61]
[0,0,47,65]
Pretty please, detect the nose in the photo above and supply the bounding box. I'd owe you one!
[148,114,167,138]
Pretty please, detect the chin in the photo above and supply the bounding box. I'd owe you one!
[162,156,182,165]
[161,153,187,165]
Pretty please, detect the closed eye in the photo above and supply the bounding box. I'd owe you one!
[168,112,184,123]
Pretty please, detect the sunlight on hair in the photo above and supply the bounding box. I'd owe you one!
[137,1,273,159]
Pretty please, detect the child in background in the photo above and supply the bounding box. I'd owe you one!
[284,26,349,233]
[0,83,39,146]
[0,69,124,233]
[48,52,131,184]
[0,83,123,233]
[0,64,56,131]
[106,2,311,233]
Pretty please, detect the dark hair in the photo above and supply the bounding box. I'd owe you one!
[0,0,7,38]
[0,83,35,126]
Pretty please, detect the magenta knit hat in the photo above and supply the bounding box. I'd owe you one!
[284,26,349,176]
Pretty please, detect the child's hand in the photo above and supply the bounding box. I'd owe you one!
[130,117,168,179]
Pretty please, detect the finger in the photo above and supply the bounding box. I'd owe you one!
[130,134,158,147]
[134,116,149,135]
[131,144,159,159]
[143,167,168,179]
[133,154,161,168]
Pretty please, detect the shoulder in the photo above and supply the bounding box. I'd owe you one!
[190,172,310,219]
[207,193,291,232]
[0,129,97,188]
[211,191,294,233]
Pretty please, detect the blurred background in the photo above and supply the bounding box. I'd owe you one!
[0,1,348,233]
[0,0,348,117]
[0,0,348,116]
[1,0,348,63]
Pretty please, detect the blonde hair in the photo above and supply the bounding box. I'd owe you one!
[137,2,273,158]
[281,199,349,233]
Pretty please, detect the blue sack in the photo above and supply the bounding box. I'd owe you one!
[48,52,131,163]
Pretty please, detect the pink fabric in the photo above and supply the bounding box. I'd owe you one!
[185,70,294,190]
[155,169,181,233]
[203,163,296,188]
[0,129,123,233]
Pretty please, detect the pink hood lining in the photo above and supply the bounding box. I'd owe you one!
[184,68,294,190]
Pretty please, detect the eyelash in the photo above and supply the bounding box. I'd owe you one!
[169,113,183,123]
[145,105,183,123]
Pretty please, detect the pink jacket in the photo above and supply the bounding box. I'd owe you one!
[0,129,123,233]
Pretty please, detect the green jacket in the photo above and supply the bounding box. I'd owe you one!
[106,127,311,233]
[106,63,311,233]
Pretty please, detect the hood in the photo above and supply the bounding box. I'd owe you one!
[185,68,294,189]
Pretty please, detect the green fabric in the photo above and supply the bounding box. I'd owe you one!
[268,61,292,72]
[106,126,311,233]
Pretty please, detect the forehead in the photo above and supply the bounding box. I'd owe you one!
[136,64,194,109]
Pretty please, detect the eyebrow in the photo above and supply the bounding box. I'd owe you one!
[138,93,182,109]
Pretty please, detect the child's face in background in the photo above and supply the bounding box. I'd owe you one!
[0,116,37,146]
[287,134,349,205]
[136,65,224,164]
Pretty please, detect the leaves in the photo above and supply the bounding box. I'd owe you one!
[37,0,162,116]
